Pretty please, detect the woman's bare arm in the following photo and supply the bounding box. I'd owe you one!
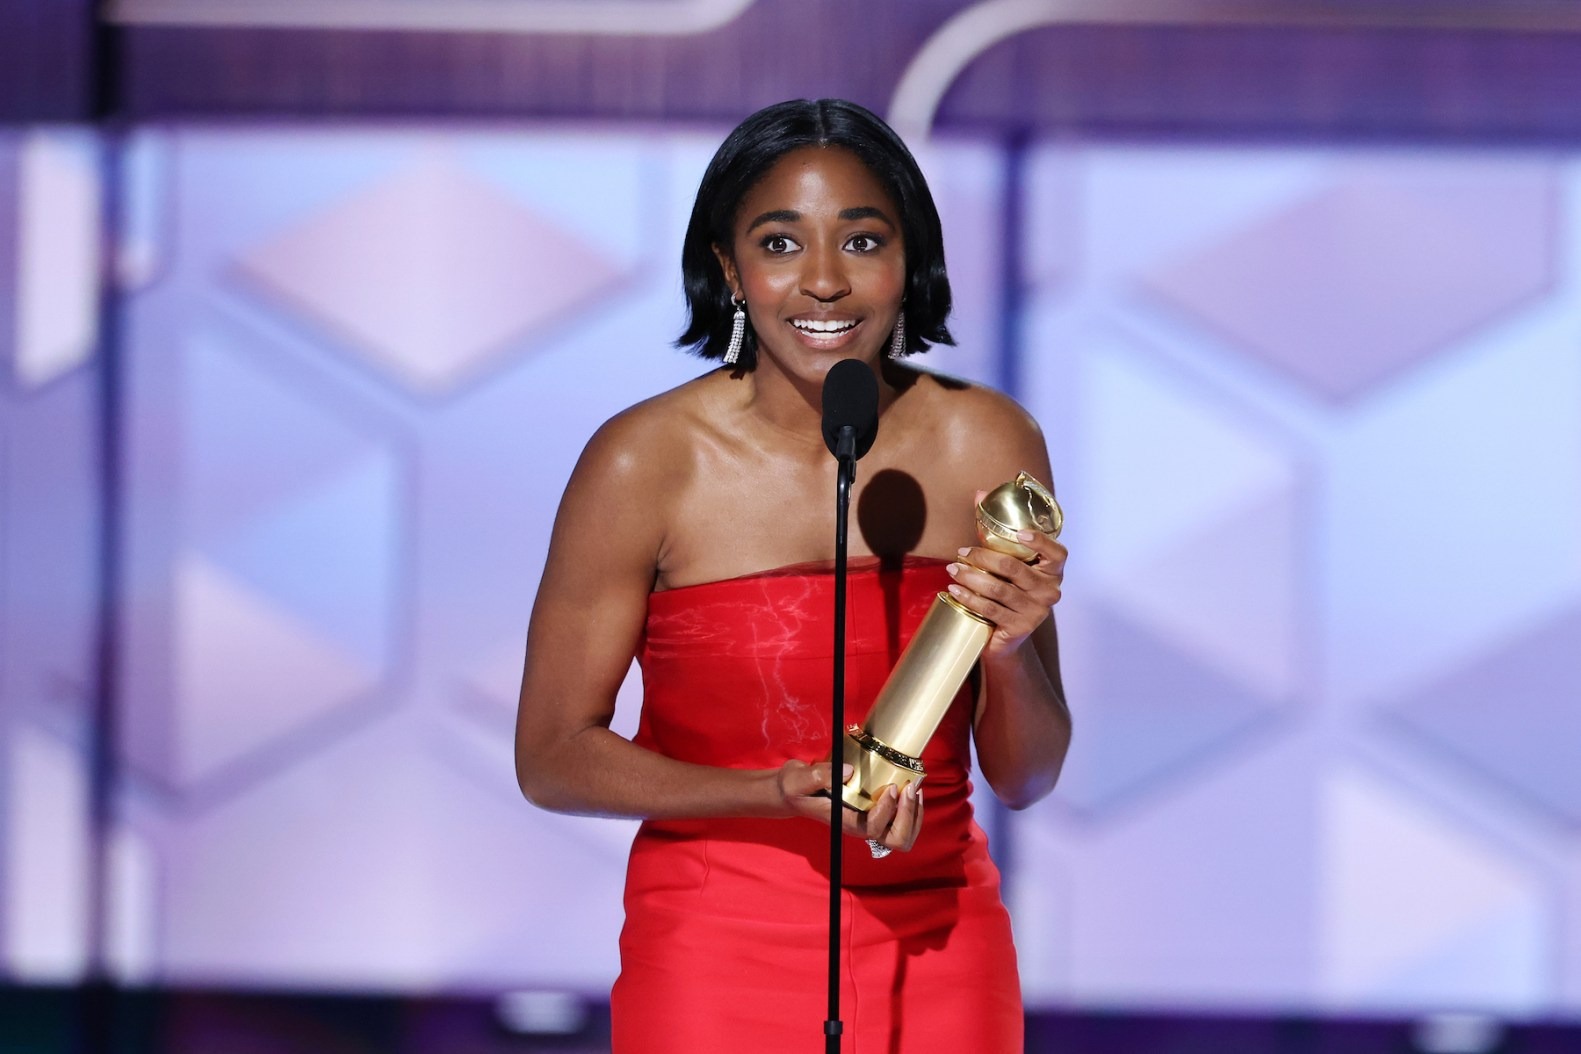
[937,397,1072,810]
[514,412,788,819]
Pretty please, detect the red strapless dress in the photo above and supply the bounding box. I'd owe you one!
[611,558,1022,1053]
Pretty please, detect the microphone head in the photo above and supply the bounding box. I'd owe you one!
[821,358,880,460]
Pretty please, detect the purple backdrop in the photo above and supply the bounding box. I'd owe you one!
[3,122,1580,1019]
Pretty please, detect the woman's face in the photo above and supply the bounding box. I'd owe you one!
[715,146,907,380]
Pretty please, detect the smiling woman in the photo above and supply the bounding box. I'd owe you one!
[677,98,953,370]
[713,146,909,378]
[514,99,1071,1053]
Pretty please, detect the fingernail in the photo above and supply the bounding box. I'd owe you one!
[957,547,971,557]
[842,764,853,781]
[1017,530,1035,542]
[905,782,918,800]
[947,584,966,598]
[946,563,961,576]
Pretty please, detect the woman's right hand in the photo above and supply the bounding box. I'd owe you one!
[776,760,923,852]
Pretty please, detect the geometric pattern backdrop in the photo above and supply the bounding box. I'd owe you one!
[1014,145,1581,1014]
[2,125,1579,1017]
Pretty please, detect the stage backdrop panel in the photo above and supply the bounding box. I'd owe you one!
[1013,144,1581,1015]
[0,127,104,984]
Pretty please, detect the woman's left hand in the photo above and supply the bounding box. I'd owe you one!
[945,498,1067,659]
[861,780,923,855]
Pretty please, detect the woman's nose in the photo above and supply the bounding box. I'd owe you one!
[800,245,850,302]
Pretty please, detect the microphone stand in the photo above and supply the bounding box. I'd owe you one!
[825,423,857,1053]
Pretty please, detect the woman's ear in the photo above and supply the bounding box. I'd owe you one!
[711,244,741,301]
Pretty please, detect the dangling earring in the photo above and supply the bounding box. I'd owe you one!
[888,307,906,359]
[724,298,746,365]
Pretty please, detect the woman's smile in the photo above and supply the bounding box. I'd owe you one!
[788,314,863,349]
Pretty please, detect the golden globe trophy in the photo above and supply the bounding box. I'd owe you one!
[839,472,1063,812]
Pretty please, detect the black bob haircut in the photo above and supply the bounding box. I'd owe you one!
[675,98,954,365]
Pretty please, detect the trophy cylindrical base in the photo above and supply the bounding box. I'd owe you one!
[862,592,992,756]
[837,591,992,811]
[838,726,925,812]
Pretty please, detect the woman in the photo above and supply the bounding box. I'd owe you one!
[515,99,1070,1053]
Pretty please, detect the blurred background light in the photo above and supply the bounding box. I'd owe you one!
[1412,1012,1507,1054]
[495,990,591,1036]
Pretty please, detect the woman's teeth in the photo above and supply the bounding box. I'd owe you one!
[792,319,857,334]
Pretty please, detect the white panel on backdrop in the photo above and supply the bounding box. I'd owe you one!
[4,727,89,981]
[1318,766,1546,1012]
[103,0,757,33]
[14,130,99,389]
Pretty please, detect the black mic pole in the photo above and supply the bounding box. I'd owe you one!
[819,357,877,1053]
[825,423,856,1054]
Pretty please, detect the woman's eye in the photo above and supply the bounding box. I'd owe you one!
[761,234,799,254]
[846,233,883,253]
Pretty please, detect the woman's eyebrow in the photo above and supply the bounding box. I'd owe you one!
[839,205,895,226]
[745,209,800,232]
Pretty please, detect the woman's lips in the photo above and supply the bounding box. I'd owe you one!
[788,317,861,347]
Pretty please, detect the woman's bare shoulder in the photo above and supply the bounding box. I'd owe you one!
[549,372,722,573]
[894,365,1047,463]
[573,372,719,486]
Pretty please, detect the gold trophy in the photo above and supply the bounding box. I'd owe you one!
[839,472,1063,811]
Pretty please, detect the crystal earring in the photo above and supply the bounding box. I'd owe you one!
[724,299,746,365]
[888,308,906,359]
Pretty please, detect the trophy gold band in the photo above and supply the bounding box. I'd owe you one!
[839,472,1063,812]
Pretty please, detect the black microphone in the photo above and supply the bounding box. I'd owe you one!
[821,359,879,462]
